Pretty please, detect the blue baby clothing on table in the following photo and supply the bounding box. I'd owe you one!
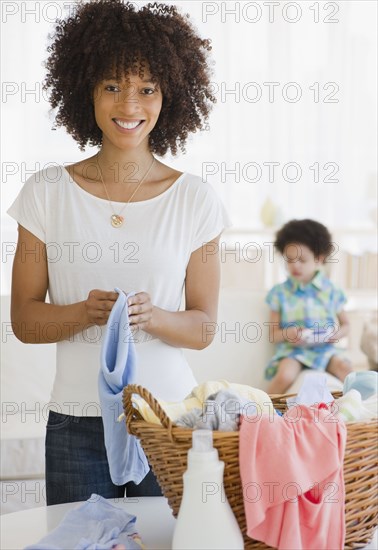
[265,271,347,380]
[25,494,142,550]
[99,288,149,485]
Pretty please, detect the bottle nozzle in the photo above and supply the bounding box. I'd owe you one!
[192,429,214,452]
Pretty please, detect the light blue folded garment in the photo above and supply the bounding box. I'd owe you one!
[99,287,149,486]
[343,371,378,400]
[287,372,334,407]
[25,494,142,550]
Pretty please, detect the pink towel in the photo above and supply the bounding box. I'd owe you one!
[239,405,347,550]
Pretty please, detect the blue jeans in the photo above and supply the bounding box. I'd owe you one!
[45,411,162,505]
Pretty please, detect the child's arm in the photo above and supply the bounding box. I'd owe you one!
[325,309,350,343]
[267,310,306,345]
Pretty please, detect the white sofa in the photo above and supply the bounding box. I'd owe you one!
[0,289,369,514]
[184,287,349,394]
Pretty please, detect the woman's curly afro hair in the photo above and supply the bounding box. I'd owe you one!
[43,0,216,155]
[274,219,333,259]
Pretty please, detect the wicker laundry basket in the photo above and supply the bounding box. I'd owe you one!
[123,385,378,549]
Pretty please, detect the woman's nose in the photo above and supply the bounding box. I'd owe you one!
[117,83,140,103]
[113,89,142,114]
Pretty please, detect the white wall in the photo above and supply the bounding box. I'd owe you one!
[1,1,377,294]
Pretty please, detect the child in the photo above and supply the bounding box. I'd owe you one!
[265,219,352,394]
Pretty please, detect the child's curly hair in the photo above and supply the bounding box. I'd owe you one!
[274,219,333,259]
[43,0,216,155]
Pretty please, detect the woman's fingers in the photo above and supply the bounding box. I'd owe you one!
[127,291,149,306]
[85,289,118,325]
[84,289,154,327]
[88,289,119,302]
[129,312,153,327]
[127,292,153,327]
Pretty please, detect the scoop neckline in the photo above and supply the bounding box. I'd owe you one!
[62,165,187,205]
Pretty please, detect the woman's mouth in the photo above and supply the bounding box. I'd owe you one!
[112,118,144,131]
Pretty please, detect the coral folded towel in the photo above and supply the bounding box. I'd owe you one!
[239,405,347,550]
[99,287,149,485]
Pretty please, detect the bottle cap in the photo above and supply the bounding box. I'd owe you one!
[192,429,213,452]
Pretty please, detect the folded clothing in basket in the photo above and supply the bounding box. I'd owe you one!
[343,370,378,400]
[285,372,378,423]
[175,389,253,430]
[239,404,347,550]
[128,379,274,426]
[335,389,378,422]
[286,372,334,407]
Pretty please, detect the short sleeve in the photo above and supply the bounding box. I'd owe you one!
[265,285,281,312]
[6,172,46,243]
[191,185,232,252]
[333,286,347,313]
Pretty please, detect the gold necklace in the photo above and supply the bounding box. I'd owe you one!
[96,153,155,228]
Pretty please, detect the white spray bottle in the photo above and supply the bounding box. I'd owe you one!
[171,429,244,549]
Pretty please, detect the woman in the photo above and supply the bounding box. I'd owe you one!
[8,0,230,504]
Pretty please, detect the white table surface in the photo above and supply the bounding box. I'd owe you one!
[1,496,377,550]
[0,496,176,550]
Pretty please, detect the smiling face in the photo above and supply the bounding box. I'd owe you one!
[93,70,163,152]
[283,242,325,284]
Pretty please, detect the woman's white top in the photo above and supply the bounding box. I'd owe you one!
[7,165,231,414]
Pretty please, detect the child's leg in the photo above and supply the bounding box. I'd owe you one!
[266,358,302,394]
[326,355,353,382]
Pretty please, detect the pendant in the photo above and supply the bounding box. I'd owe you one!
[111,214,124,228]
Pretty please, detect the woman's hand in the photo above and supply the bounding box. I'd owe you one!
[84,289,118,326]
[121,235,221,349]
[127,291,154,330]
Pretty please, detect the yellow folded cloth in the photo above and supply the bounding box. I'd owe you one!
[129,379,274,425]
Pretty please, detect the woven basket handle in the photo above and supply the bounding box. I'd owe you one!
[123,384,174,433]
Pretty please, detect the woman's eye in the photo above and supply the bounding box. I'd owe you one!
[105,85,120,92]
[141,87,156,95]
